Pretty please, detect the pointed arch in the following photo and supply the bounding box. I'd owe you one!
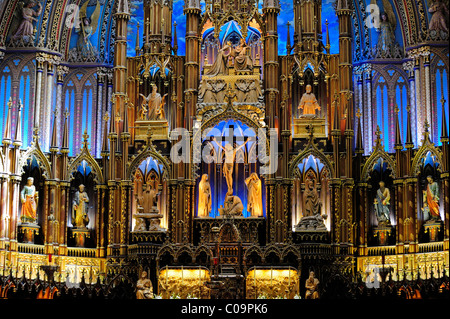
[411,138,443,176]
[18,136,52,179]
[66,141,103,184]
[288,143,335,179]
[361,149,397,181]
[127,141,171,181]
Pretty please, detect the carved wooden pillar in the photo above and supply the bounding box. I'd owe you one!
[356,182,368,256]
[59,181,69,255]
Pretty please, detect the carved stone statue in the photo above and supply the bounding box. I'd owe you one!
[218,192,244,216]
[206,41,233,77]
[245,173,263,217]
[234,38,253,72]
[303,174,321,217]
[235,79,262,103]
[210,80,227,103]
[12,1,42,41]
[75,1,101,58]
[72,184,90,228]
[305,271,319,299]
[20,177,38,223]
[140,85,167,120]
[198,174,212,218]
[212,138,248,194]
[375,12,396,56]
[198,79,215,103]
[295,172,326,231]
[139,179,158,213]
[428,0,449,32]
[136,271,154,299]
[422,175,441,222]
[298,84,321,116]
[374,181,391,225]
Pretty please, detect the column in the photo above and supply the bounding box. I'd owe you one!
[363,64,373,153]
[56,65,69,146]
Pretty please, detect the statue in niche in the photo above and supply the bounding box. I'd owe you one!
[303,172,321,217]
[298,84,321,117]
[138,178,158,213]
[198,79,215,103]
[236,79,263,103]
[212,137,248,194]
[136,271,154,299]
[11,1,42,41]
[234,38,253,72]
[218,191,244,216]
[295,172,326,231]
[375,11,396,55]
[422,175,441,222]
[206,41,233,77]
[140,85,167,120]
[20,177,38,223]
[374,181,391,225]
[198,174,212,218]
[428,0,449,32]
[245,173,263,217]
[305,271,320,299]
[75,1,101,58]
[72,184,90,228]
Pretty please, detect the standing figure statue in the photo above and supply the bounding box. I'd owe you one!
[305,271,320,299]
[303,173,321,217]
[139,178,158,213]
[20,177,38,223]
[72,184,90,228]
[136,271,154,299]
[141,85,167,120]
[374,181,391,225]
[206,41,233,77]
[198,174,212,218]
[245,173,263,217]
[212,137,248,194]
[428,0,449,32]
[234,38,253,72]
[12,1,42,41]
[422,175,441,222]
[75,1,101,58]
[198,79,215,103]
[298,84,321,117]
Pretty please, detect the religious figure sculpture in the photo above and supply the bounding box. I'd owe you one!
[298,85,321,117]
[375,12,396,56]
[303,173,321,217]
[206,41,233,77]
[305,271,319,299]
[210,80,227,103]
[136,271,154,299]
[198,79,215,103]
[234,38,253,72]
[20,177,38,223]
[245,173,263,217]
[218,191,244,216]
[138,179,158,213]
[140,85,167,120]
[11,1,42,41]
[198,174,212,218]
[212,138,248,194]
[428,0,449,32]
[422,176,441,222]
[75,1,101,58]
[72,184,90,228]
[236,79,263,103]
[374,181,391,225]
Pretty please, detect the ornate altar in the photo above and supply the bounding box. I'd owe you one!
[245,267,300,299]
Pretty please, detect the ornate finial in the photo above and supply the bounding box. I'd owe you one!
[53,108,58,117]
[406,104,411,113]
[306,123,314,139]
[103,112,110,122]
[115,111,121,123]
[424,119,430,132]
[33,126,40,137]
[146,127,153,145]
[7,96,12,109]
[375,125,382,148]
[82,128,89,148]
[18,98,23,111]
[441,95,446,107]
[63,109,70,119]
[356,108,361,119]
[394,104,399,114]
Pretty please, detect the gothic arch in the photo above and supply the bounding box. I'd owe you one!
[411,135,443,176]
[18,136,51,179]
[66,148,104,185]
[361,148,397,182]
[288,143,334,179]
[127,142,171,181]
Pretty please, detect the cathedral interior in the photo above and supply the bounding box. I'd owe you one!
[0,0,449,300]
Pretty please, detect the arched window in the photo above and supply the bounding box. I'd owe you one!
[375,76,389,151]
[0,66,11,139]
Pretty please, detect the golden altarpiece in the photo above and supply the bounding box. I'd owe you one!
[0,0,448,299]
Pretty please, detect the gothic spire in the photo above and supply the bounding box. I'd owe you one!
[61,109,70,152]
[394,104,402,149]
[2,97,13,144]
[441,96,448,140]
[405,105,413,148]
[13,99,23,147]
[50,109,59,151]
[117,0,129,14]
[355,109,363,152]
[101,112,110,155]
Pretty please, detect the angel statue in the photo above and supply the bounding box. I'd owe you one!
[11,1,42,42]
[371,0,397,57]
[428,0,449,32]
[75,0,101,58]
